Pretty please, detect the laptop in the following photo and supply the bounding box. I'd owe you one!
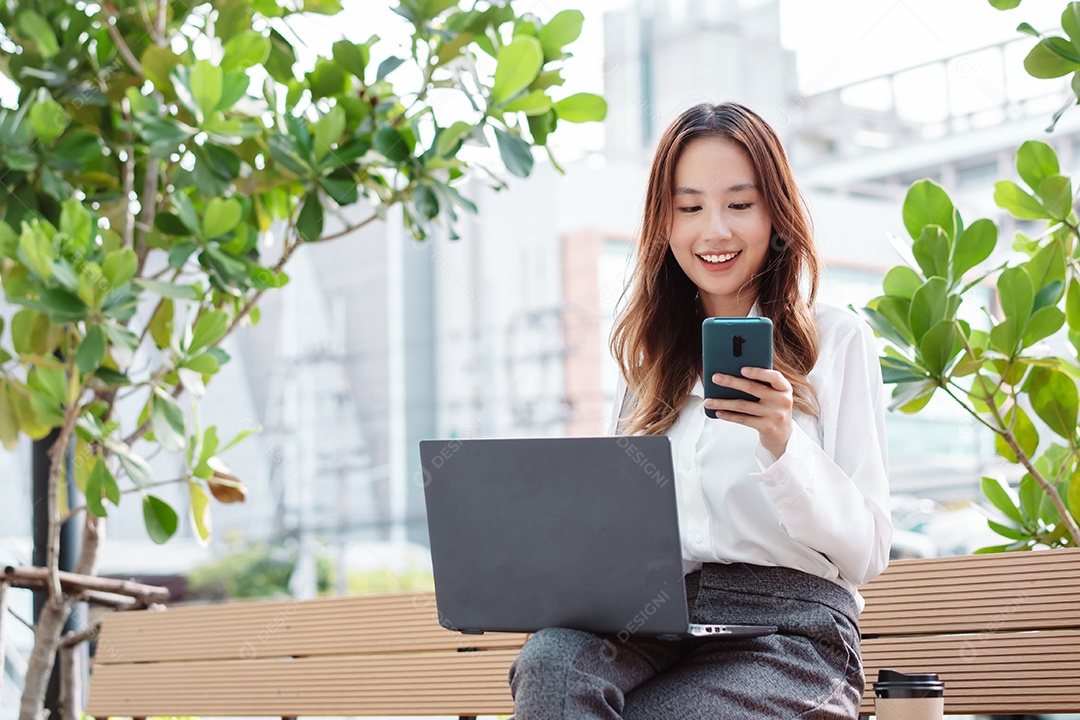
[418,436,778,640]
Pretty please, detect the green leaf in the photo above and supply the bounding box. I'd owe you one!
[890,379,936,413]
[189,60,224,121]
[989,0,1021,8]
[994,180,1051,219]
[142,494,179,544]
[85,458,109,517]
[148,298,174,350]
[903,180,956,241]
[860,305,913,348]
[1067,280,1080,331]
[202,198,243,239]
[0,382,19,451]
[1016,140,1060,191]
[189,481,212,545]
[375,56,405,82]
[494,127,534,178]
[18,226,54,281]
[990,317,1022,355]
[917,319,956,376]
[503,90,553,116]
[141,45,180,91]
[30,97,69,145]
[267,133,312,177]
[995,405,1039,463]
[553,93,608,123]
[986,519,1027,541]
[103,247,137,289]
[1018,473,1043,525]
[188,310,229,354]
[1025,36,1080,78]
[492,36,544,104]
[133,278,200,300]
[882,266,923,299]
[151,387,186,452]
[879,354,928,383]
[114,446,153,487]
[41,288,88,323]
[1024,306,1065,347]
[16,10,59,58]
[998,266,1034,324]
[1036,175,1073,219]
[1064,3,1080,47]
[332,40,369,79]
[308,58,348,98]
[183,352,220,375]
[314,105,346,161]
[528,109,556,146]
[538,9,584,60]
[75,325,106,374]
[60,199,93,251]
[875,296,915,345]
[373,126,411,162]
[296,190,324,243]
[909,277,949,342]
[222,31,271,71]
[951,219,996,283]
[912,225,951,280]
[435,121,473,157]
[173,193,202,235]
[1027,368,1078,439]
[982,476,1026,525]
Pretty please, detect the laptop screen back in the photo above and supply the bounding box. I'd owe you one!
[419,436,689,636]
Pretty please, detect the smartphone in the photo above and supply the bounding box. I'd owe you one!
[702,317,773,419]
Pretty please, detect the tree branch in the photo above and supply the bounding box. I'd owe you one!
[985,392,1080,546]
[99,5,144,76]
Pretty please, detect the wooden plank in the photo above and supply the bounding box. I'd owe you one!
[85,649,520,717]
[94,591,529,664]
[858,630,1080,715]
[858,549,1080,636]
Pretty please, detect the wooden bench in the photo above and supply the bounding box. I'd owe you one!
[85,548,1080,718]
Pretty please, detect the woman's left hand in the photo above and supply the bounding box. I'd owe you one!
[704,367,793,458]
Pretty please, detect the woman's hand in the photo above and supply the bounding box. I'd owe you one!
[704,367,793,459]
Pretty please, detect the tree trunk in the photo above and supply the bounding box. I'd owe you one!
[19,599,69,720]
[19,515,101,720]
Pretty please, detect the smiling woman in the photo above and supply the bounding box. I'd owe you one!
[506,102,892,719]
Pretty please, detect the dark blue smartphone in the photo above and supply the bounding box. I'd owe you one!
[702,317,773,419]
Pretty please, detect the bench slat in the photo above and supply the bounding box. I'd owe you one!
[86,649,520,717]
[858,548,1080,636]
[95,591,528,664]
[859,630,1080,715]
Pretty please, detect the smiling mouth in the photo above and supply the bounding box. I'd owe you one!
[697,251,741,265]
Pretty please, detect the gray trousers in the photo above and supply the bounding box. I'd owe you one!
[508,563,864,719]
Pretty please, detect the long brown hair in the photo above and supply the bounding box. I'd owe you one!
[610,102,821,435]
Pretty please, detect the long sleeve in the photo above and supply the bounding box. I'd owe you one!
[750,318,893,587]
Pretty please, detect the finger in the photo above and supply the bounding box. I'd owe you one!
[738,366,790,390]
[705,398,767,418]
[711,372,773,400]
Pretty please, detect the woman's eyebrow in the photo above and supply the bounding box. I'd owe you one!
[673,183,757,195]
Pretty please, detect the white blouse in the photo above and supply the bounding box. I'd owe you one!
[609,303,893,611]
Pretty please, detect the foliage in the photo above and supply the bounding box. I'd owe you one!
[857,0,1080,553]
[858,142,1080,552]
[347,564,434,594]
[0,1,604,715]
[998,1,1080,130]
[186,545,333,601]
[0,0,605,545]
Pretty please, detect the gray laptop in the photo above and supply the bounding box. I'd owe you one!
[418,436,778,640]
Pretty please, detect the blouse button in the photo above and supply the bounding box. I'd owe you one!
[694,533,704,544]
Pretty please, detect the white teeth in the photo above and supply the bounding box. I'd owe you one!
[699,251,739,263]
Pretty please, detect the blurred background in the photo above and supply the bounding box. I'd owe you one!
[2,2,1077,713]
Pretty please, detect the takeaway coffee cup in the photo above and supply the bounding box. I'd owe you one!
[873,668,945,720]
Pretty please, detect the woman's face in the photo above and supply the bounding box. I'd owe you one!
[668,136,774,318]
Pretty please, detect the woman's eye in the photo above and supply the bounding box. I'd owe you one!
[730,203,752,210]
[679,206,701,213]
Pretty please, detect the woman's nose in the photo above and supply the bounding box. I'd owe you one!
[707,209,733,239]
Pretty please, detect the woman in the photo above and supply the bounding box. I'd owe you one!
[508,102,892,718]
